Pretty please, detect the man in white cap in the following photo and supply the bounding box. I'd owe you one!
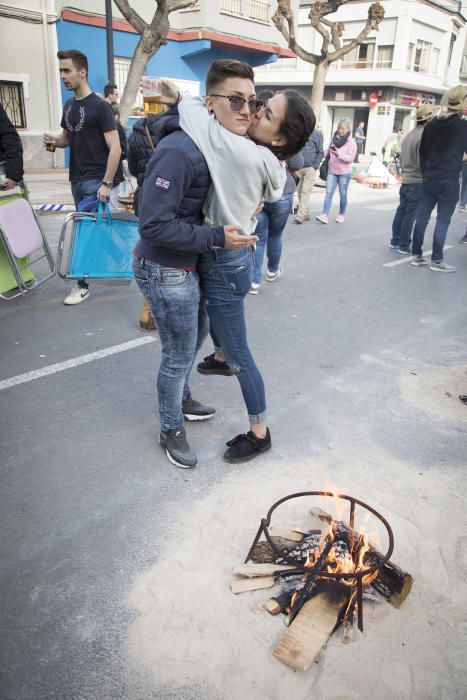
[411,85,467,271]
[390,104,434,254]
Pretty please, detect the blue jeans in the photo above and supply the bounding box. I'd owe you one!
[71,179,102,288]
[323,173,351,215]
[198,247,266,423]
[390,182,423,251]
[412,179,458,262]
[132,256,209,432]
[252,194,293,285]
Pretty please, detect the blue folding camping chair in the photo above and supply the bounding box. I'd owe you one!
[57,202,140,284]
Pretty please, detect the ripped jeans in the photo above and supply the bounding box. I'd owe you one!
[198,246,266,424]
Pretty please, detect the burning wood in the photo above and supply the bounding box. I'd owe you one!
[232,492,412,672]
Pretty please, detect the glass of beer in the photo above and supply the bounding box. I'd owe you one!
[142,77,162,112]
[46,141,56,152]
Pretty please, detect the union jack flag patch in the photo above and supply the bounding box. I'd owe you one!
[155,176,171,191]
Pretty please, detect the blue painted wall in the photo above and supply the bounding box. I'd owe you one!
[56,19,277,102]
[56,19,278,166]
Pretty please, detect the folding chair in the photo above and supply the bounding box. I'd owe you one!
[57,202,139,285]
[0,185,55,300]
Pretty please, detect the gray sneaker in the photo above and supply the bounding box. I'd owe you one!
[410,256,428,266]
[160,427,197,468]
[430,261,456,272]
[182,396,216,421]
[458,233,467,244]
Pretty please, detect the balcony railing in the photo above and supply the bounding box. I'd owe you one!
[250,0,269,22]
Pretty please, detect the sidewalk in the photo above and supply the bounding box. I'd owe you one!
[23,168,74,206]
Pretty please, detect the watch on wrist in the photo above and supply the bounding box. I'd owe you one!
[102,180,113,188]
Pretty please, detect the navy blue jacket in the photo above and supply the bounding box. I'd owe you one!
[136,124,225,269]
[420,113,467,182]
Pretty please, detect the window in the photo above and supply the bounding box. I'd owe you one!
[342,41,375,69]
[376,45,394,69]
[249,0,269,22]
[407,40,431,72]
[0,81,26,128]
[114,56,143,109]
[220,0,242,15]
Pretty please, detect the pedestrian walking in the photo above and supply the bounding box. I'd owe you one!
[354,121,366,163]
[293,126,323,224]
[458,156,467,210]
[411,85,467,272]
[250,148,303,294]
[390,104,434,254]
[316,118,357,224]
[43,49,121,304]
[0,104,23,191]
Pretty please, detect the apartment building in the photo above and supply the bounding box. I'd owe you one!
[254,0,467,151]
[0,0,291,167]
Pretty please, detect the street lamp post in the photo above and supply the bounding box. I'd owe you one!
[105,0,115,83]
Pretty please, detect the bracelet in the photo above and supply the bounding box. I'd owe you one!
[101,180,113,188]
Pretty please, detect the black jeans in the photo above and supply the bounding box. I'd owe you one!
[390,183,423,251]
[412,179,458,262]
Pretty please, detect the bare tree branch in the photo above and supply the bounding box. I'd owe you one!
[272,1,385,115]
[113,0,146,35]
[111,0,198,124]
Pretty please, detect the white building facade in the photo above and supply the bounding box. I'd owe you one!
[254,0,467,151]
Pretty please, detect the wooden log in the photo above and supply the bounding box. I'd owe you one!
[262,590,294,615]
[233,563,298,578]
[310,507,413,608]
[273,589,347,671]
[249,532,322,565]
[267,527,305,541]
[230,576,276,594]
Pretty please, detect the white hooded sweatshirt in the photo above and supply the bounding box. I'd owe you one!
[179,95,286,234]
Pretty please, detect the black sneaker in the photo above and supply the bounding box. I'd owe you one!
[160,427,197,468]
[197,353,234,376]
[223,428,272,463]
[458,234,467,244]
[182,396,216,421]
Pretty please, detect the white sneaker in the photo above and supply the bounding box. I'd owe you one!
[64,285,90,305]
[266,268,282,282]
[249,283,260,295]
[430,261,456,272]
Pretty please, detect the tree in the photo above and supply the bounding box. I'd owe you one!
[113,0,197,124]
[272,0,385,117]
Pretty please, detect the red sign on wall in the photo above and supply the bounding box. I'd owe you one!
[369,92,378,108]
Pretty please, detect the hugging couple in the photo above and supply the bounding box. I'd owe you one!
[133,59,315,468]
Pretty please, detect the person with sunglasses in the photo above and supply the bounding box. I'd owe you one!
[134,61,257,470]
[154,60,315,463]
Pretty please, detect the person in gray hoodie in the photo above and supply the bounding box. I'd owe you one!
[389,104,434,254]
[294,127,323,223]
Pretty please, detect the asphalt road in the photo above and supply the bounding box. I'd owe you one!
[1,186,466,699]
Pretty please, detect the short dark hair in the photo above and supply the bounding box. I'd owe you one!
[205,59,255,94]
[270,90,316,160]
[57,50,88,77]
[104,83,118,98]
[257,89,275,102]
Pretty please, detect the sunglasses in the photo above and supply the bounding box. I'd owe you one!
[209,94,265,115]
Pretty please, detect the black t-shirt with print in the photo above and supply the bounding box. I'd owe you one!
[61,93,116,182]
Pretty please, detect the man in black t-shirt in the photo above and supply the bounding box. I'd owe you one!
[43,49,121,305]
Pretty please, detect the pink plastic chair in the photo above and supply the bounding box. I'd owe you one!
[0,192,55,300]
